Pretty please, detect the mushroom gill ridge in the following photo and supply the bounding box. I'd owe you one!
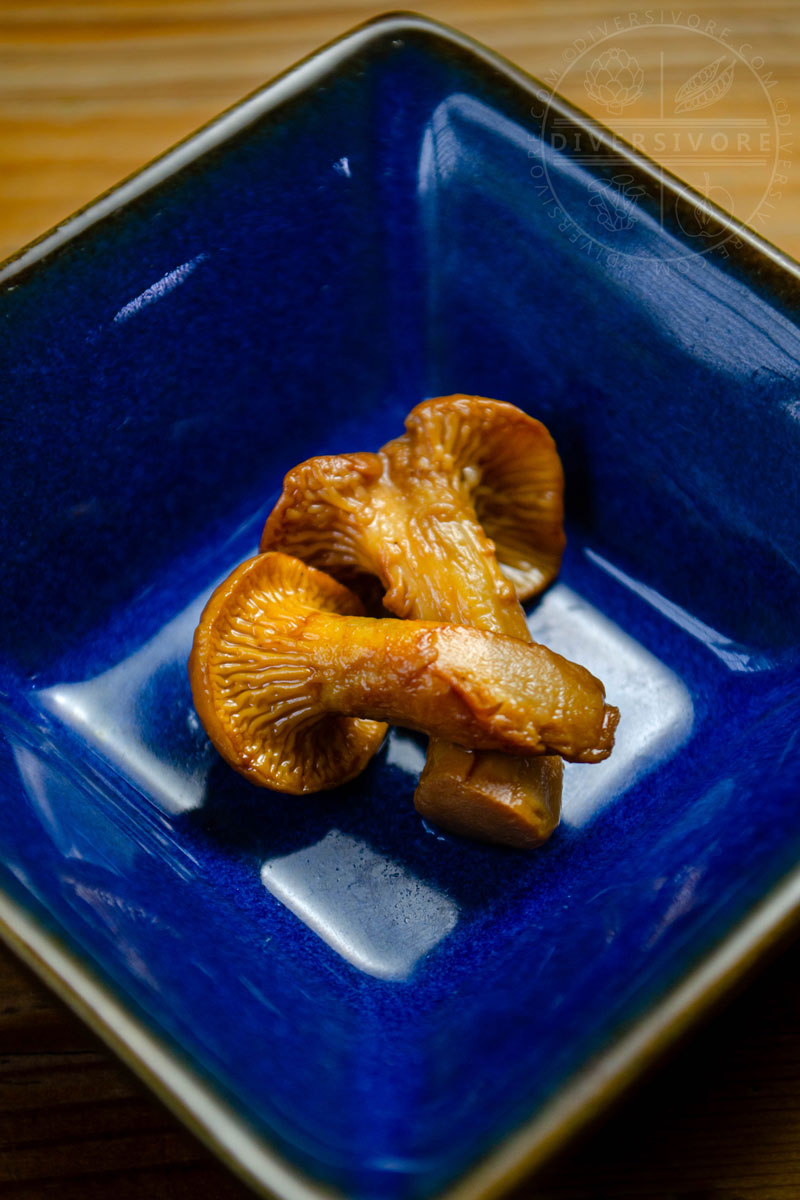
[190,554,386,794]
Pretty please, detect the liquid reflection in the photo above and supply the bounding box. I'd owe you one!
[261,829,458,981]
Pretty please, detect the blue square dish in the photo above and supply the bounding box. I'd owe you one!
[2,13,800,1200]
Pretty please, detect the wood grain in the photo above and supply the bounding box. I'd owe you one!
[2,2,800,1198]
[1,0,799,263]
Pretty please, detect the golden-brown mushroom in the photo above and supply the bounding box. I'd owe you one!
[260,395,574,846]
[189,552,618,795]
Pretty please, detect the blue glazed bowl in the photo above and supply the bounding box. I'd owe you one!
[1,13,800,1200]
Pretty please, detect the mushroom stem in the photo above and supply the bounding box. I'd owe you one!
[309,614,617,762]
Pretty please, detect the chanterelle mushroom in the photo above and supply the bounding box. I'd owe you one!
[260,395,575,846]
[189,553,618,794]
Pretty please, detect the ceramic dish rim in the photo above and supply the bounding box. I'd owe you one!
[2,12,800,1200]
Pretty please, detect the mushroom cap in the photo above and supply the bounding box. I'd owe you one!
[260,396,566,604]
[260,451,385,596]
[189,553,387,794]
[394,396,566,602]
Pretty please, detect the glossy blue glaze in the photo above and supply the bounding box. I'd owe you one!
[1,16,800,1200]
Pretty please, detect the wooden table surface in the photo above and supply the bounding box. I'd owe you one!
[2,2,800,1197]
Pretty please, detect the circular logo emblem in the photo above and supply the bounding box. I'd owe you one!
[529,14,791,266]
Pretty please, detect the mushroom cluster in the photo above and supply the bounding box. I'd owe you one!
[190,395,619,848]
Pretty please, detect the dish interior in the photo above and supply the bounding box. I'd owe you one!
[1,24,800,1200]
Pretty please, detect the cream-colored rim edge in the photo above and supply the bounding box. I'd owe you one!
[2,11,800,1200]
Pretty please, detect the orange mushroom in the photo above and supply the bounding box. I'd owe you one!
[189,552,618,795]
[260,395,575,846]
